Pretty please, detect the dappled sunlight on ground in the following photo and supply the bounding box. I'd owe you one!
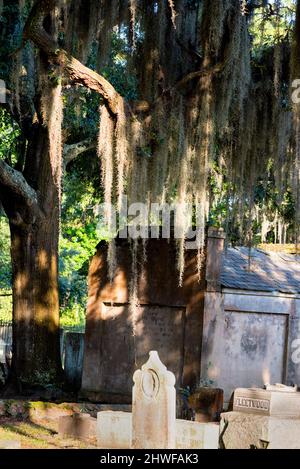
[0,417,97,449]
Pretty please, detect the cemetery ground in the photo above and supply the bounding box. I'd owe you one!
[0,415,96,449]
[0,401,99,449]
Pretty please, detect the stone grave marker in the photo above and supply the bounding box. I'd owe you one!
[132,351,176,449]
[233,387,300,418]
[221,385,300,448]
[96,410,220,449]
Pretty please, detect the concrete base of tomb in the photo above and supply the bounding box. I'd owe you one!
[220,411,300,449]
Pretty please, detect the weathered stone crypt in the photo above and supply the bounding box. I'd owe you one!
[81,236,205,403]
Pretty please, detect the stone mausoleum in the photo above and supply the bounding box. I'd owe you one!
[81,228,300,406]
[81,235,205,403]
[201,232,300,404]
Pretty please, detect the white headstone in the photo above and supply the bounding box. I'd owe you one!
[132,351,176,449]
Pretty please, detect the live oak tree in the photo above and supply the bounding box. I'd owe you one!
[0,0,299,386]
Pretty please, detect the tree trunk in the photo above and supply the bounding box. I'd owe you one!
[1,120,62,387]
[10,216,61,386]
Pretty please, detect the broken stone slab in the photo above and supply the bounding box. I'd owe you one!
[220,411,300,449]
[58,413,96,441]
[233,387,300,418]
[97,411,132,449]
[96,411,220,449]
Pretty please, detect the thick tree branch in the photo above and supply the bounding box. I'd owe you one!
[23,0,125,117]
[63,138,96,166]
[172,63,226,91]
[0,159,39,212]
[134,62,226,114]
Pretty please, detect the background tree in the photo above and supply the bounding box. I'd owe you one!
[0,0,299,389]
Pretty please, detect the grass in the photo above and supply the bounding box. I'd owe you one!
[0,294,12,323]
[0,417,97,449]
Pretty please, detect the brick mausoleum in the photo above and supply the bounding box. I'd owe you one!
[81,235,206,403]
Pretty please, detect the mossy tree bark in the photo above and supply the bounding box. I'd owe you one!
[0,109,62,387]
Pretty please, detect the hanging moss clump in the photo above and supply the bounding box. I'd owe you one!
[22,1,300,296]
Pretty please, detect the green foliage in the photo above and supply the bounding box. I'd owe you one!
[0,0,299,329]
[249,0,296,50]
[101,34,138,101]
[63,88,100,143]
[0,108,21,165]
[0,110,15,321]
[0,217,11,290]
[209,158,296,246]
[0,110,18,322]
[0,217,12,322]
[59,154,102,328]
[208,162,232,229]
[0,2,20,80]
[0,157,102,326]
[58,32,138,328]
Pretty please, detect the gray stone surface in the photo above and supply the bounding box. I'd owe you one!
[220,411,300,449]
[90,304,185,399]
[201,289,294,403]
